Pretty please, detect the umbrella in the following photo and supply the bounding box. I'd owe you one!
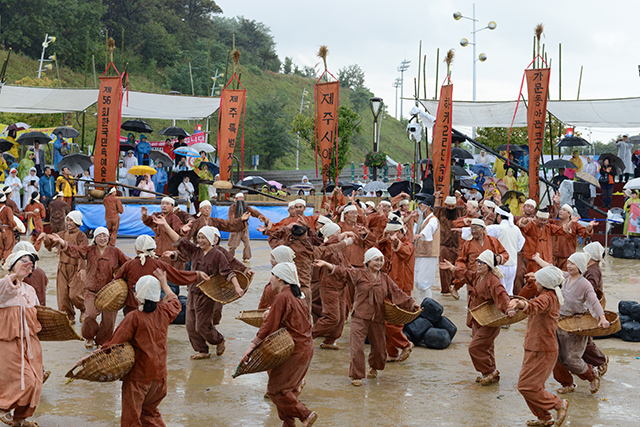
[121,119,153,133]
[174,147,199,158]
[451,134,466,144]
[599,153,626,176]
[451,164,470,176]
[56,153,92,176]
[168,170,200,198]
[119,143,136,152]
[482,177,508,195]
[576,171,601,188]
[190,143,215,153]
[15,131,52,146]
[290,182,314,191]
[53,126,80,138]
[451,147,473,160]
[362,181,388,193]
[628,135,640,144]
[198,162,219,176]
[501,190,525,204]
[237,176,268,187]
[624,177,640,190]
[541,159,577,169]
[149,150,172,166]
[460,177,476,189]
[3,152,15,164]
[419,158,433,165]
[471,163,493,177]
[6,123,30,132]
[128,165,157,176]
[324,181,354,194]
[159,126,190,137]
[556,136,590,147]
[413,192,434,201]
[495,144,524,152]
[267,180,282,190]
[0,139,14,152]
[388,180,421,198]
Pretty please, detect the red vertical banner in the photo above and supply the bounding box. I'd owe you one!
[315,78,340,186]
[432,84,453,196]
[95,70,122,184]
[217,75,246,182]
[526,68,550,202]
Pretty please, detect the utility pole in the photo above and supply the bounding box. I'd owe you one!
[398,59,410,119]
[392,78,401,119]
[296,88,307,170]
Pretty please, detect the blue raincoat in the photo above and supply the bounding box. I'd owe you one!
[136,134,151,165]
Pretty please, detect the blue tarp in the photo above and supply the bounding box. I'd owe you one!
[77,203,311,240]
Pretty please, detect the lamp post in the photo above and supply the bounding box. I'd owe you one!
[397,60,410,119]
[392,78,401,119]
[37,34,56,78]
[453,3,496,141]
[370,96,383,181]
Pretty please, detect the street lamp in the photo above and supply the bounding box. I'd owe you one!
[370,96,383,181]
[37,34,56,78]
[397,60,410,119]
[453,3,496,140]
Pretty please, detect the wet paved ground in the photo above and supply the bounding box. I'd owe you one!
[29,238,640,426]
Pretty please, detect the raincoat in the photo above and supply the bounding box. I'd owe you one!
[17,151,35,182]
[53,135,66,171]
[151,165,168,193]
[136,134,151,165]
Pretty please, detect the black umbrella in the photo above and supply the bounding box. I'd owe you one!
[501,190,525,204]
[496,144,524,152]
[15,131,52,146]
[325,181,354,194]
[419,158,433,165]
[599,153,626,176]
[451,133,466,144]
[168,170,200,198]
[149,150,172,166]
[460,177,476,189]
[159,126,190,137]
[556,136,590,147]
[56,153,92,176]
[628,135,640,144]
[541,159,577,169]
[451,164,470,176]
[237,176,268,187]
[119,143,136,153]
[0,139,14,152]
[121,119,153,133]
[388,180,421,197]
[451,147,473,160]
[53,126,80,138]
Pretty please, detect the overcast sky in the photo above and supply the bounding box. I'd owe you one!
[219,0,640,143]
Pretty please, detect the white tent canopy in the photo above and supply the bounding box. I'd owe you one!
[421,96,640,128]
[0,85,220,120]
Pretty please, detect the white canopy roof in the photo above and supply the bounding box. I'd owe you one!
[421,97,640,128]
[0,85,220,120]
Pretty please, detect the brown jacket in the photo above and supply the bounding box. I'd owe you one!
[103,194,123,219]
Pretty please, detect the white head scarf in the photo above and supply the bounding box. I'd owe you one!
[483,200,497,210]
[317,215,332,227]
[495,206,515,227]
[135,275,161,310]
[341,204,358,222]
[198,226,220,246]
[583,241,605,263]
[524,199,537,208]
[197,200,211,217]
[476,250,505,279]
[13,242,38,259]
[67,211,83,226]
[444,196,456,205]
[385,219,405,233]
[536,210,550,219]
[108,186,117,195]
[0,193,6,203]
[321,222,341,240]
[135,235,157,265]
[162,197,176,206]
[271,246,295,263]
[288,201,296,208]
[93,226,109,239]
[561,204,574,216]
[294,198,306,207]
[272,262,301,287]
[398,199,409,207]
[471,218,486,228]
[364,247,384,264]
[535,265,565,305]
[568,252,589,274]
[3,250,34,272]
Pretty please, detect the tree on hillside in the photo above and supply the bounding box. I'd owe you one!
[282,57,293,75]
[338,64,365,90]
[244,94,293,170]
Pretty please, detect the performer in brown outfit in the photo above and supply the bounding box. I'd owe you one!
[47,191,70,233]
[47,227,130,348]
[440,250,511,385]
[41,211,87,323]
[434,193,466,294]
[103,186,123,246]
[508,266,569,427]
[241,263,317,427]
[581,242,609,375]
[364,199,391,240]
[0,193,17,261]
[314,248,418,386]
[101,271,181,427]
[259,246,296,310]
[551,204,595,270]
[141,197,185,268]
[228,192,269,261]
[23,192,46,251]
[184,200,248,242]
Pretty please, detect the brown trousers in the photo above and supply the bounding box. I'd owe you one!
[311,286,346,344]
[349,316,387,380]
[470,323,501,375]
[385,322,412,358]
[106,217,120,246]
[268,347,313,427]
[439,246,458,293]
[583,337,607,366]
[310,280,323,323]
[56,262,85,321]
[82,289,117,345]
[186,290,224,353]
[64,196,72,208]
[2,228,14,262]
[554,330,602,387]
[518,350,562,422]
[121,377,167,427]
[553,360,597,387]
[513,253,526,295]
[30,232,42,252]
[228,228,251,260]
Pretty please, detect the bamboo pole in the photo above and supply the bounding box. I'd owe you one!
[558,43,562,101]
[434,48,439,100]
[577,65,583,100]
[416,41,422,99]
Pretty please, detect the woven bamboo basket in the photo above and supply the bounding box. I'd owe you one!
[236,309,267,328]
[384,301,423,325]
[558,310,620,337]
[213,180,233,189]
[232,328,294,378]
[36,306,82,341]
[197,271,250,304]
[597,290,606,310]
[94,279,128,312]
[470,296,528,328]
[88,189,105,199]
[66,342,135,382]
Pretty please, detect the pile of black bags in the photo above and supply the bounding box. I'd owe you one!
[617,300,640,342]
[403,298,457,349]
[609,237,640,259]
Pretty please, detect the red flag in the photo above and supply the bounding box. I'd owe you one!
[432,84,453,196]
[526,68,550,203]
[217,75,246,182]
[94,65,123,184]
[315,76,340,186]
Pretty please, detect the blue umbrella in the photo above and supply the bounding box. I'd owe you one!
[199,161,219,176]
[174,146,199,157]
[471,163,493,177]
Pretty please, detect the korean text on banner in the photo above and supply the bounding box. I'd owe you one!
[315,81,340,185]
[526,68,550,203]
[432,84,453,196]
[95,76,123,184]
[217,88,246,181]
